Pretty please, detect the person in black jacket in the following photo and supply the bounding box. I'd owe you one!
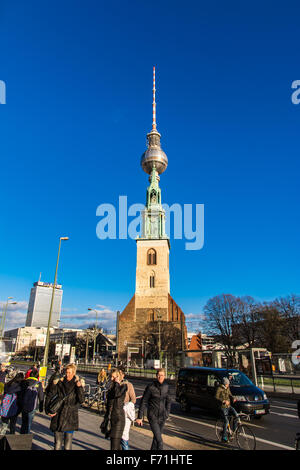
[101,368,127,450]
[45,363,85,450]
[136,368,171,450]
[1,372,24,434]
[20,368,44,434]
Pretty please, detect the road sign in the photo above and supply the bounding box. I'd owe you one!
[35,334,46,347]
[128,347,139,353]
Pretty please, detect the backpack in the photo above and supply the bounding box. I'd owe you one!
[0,393,18,418]
[22,381,40,413]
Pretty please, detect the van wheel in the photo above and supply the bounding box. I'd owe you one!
[180,396,191,412]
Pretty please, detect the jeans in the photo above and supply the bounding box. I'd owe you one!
[54,431,74,450]
[121,439,129,450]
[20,410,36,434]
[149,417,165,450]
[220,406,239,439]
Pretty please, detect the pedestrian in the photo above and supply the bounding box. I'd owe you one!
[20,368,44,434]
[0,363,8,399]
[96,368,107,386]
[25,363,39,380]
[45,365,63,393]
[0,372,24,434]
[45,363,85,450]
[136,368,171,450]
[119,367,136,450]
[215,377,238,442]
[100,368,127,450]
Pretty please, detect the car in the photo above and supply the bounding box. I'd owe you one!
[175,366,270,418]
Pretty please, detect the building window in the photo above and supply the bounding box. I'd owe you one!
[147,248,157,265]
[150,275,155,288]
[148,310,155,322]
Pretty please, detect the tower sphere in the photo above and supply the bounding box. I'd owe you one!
[141,130,168,175]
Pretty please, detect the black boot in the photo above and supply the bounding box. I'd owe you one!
[54,431,63,450]
[64,432,73,450]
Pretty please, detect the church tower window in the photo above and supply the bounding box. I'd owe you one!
[150,274,155,288]
[147,248,157,265]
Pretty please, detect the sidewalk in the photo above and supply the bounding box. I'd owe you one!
[6,408,216,450]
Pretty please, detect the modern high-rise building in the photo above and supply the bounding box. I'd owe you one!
[25,281,62,328]
[118,68,187,361]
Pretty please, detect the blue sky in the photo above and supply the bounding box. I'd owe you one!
[0,0,299,333]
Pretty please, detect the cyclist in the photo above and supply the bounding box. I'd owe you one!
[215,377,238,442]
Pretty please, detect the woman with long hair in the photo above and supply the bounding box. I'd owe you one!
[101,368,127,450]
[45,363,85,450]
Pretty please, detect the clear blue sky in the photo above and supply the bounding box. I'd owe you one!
[0,0,299,332]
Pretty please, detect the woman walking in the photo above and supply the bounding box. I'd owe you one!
[101,368,127,450]
[45,363,85,450]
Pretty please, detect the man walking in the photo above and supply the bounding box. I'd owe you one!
[136,368,171,450]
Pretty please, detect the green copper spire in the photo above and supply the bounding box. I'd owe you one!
[140,164,168,240]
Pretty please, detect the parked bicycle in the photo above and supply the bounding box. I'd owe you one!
[215,412,256,450]
[84,384,106,414]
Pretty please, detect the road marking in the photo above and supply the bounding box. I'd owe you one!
[270,411,298,419]
[272,400,298,406]
[169,413,294,450]
[271,405,297,412]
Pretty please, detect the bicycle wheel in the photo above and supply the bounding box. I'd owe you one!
[236,424,256,450]
[215,420,224,442]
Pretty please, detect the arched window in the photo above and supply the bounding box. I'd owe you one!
[147,248,157,265]
[148,310,155,322]
[150,275,155,288]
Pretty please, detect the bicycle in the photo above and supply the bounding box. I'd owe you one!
[84,384,107,414]
[215,412,256,450]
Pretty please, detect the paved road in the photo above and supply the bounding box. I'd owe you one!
[80,371,298,450]
[16,365,299,450]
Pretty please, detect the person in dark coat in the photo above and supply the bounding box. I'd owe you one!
[136,368,171,450]
[101,368,127,450]
[0,372,24,434]
[20,368,44,434]
[0,363,8,398]
[45,363,85,450]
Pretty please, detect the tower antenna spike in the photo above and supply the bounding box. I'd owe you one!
[152,66,156,131]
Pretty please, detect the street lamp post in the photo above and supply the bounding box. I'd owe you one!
[156,311,163,366]
[0,299,17,340]
[88,308,99,363]
[85,330,90,364]
[42,236,69,369]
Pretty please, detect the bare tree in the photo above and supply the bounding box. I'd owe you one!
[235,296,261,348]
[134,321,182,367]
[256,303,289,353]
[274,294,300,345]
[203,294,241,365]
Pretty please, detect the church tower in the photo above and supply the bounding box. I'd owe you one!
[118,68,187,362]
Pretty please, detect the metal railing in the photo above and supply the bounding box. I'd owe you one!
[257,374,300,394]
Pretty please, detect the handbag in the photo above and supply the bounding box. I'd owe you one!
[47,387,73,415]
[100,417,111,439]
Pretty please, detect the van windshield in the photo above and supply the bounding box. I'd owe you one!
[220,371,253,387]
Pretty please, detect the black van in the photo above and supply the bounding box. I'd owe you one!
[176,367,270,418]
